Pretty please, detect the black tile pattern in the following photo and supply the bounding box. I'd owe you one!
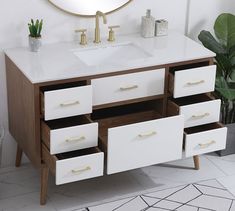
[78,179,235,211]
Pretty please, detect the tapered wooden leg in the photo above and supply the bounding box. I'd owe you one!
[193,155,200,170]
[40,165,49,205]
[15,145,23,167]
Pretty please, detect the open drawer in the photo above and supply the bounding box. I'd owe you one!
[41,115,98,155]
[42,145,104,185]
[40,82,92,121]
[184,123,227,157]
[169,64,216,98]
[168,94,221,128]
[91,102,184,175]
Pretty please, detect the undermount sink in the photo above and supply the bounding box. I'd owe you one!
[72,42,152,66]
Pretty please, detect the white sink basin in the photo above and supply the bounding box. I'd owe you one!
[72,42,152,66]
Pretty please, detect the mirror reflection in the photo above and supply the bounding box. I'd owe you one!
[49,0,132,16]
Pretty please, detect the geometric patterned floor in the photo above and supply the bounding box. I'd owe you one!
[77,180,235,211]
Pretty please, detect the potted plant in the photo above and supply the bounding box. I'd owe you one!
[28,19,43,52]
[198,13,235,156]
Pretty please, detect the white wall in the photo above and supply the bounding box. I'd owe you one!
[187,0,232,40]
[0,0,232,167]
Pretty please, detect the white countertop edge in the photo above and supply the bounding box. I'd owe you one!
[4,32,216,84]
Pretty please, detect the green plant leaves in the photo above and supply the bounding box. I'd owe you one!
[214,13,235,49]
[216,77,235,100]
[199,13,235,123]
[28,19,43,38]
[198,30,226,54]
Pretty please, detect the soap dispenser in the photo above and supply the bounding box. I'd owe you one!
[141,9,155,38]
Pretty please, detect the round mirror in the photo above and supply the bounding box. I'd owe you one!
[49,0,133,17]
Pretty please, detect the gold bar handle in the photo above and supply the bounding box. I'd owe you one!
[75,29,87,33]
[71,166,91,174]
[187,80,205,86]
[60,101,80,107]
[138,131,157,138]
[65,136,85,143]
[198,140,216,149]
[192,113,210,119]
[120,85,138,91]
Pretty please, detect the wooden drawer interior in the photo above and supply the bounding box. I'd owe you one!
[42,144,102,175]
[168,61,210,94]
[169,61,210,74]
[167,94,215,116]
[184,122,223,135]
[41,115,93,149]
[182,123,224,150]
[90,100,163,152]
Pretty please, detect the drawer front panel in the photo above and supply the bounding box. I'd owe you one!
[44,85,92,120]
[185,127,227,157]
[180,99,221,128]
[174,65,216,98]
[50,123,98,155]
[91,69,165,106]
[107,115,184,174]
[56,152,104,185]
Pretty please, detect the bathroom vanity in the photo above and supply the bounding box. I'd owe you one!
[5,32,227,205]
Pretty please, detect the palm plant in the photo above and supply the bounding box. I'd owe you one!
[198,13,235,124]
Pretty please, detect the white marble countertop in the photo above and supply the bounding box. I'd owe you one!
[4,32,215,84]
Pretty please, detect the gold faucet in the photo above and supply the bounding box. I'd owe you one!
[94,11,107,43]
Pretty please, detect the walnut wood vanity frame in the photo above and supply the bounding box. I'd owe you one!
[6,55,214,205]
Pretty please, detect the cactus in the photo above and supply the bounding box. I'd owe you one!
[28,19,43,38]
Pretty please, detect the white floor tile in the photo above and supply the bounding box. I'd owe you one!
[0,153,234,211]
[153,199,182,210]
[176,205,198,211]
[206,153,235,176]
[217,175,235,190]
[167,184,202,203]
[0,192,56,211]
[142,156,226,184]
[87,197,135,211]
[188,195,232,211]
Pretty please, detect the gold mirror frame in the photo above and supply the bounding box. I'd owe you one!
[48,0,133,17]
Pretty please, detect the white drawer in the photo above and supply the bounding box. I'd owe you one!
[41,116,98,155]
[106,115,184,174]
[42,146,104,185]
[168,94,221,128]
[91,69,165,106]
[173,65,216,98]
[42,85,92,120]
[184,123,227,157]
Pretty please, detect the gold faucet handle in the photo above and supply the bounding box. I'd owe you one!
[108,25,120,30]
[108,25,120,42]
[75,29,87,45]
[75,29,87,33]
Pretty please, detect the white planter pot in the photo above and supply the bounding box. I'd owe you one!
[29,36,41,52]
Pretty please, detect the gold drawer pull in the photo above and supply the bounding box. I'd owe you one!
[138,131,157,138]
[60,101,80,107]
[192,113,210,119]
[120,85,138,91]
[187,80,205,86]
[198,140,216,149]
[71,166,91,174]
[65,136,85,143]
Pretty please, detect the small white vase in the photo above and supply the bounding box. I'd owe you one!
[28,36,41,52]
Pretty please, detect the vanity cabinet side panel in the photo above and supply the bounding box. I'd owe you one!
[5,56,41,167]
